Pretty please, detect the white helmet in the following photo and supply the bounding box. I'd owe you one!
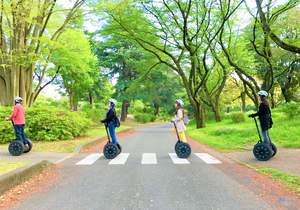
[175,99,184,107]
[258,90,268,97]
[109,98,117,105]
[14,96,23,103]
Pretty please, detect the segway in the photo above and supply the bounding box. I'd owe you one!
[172,121,191,158]
[252,117,277,161]
[8,122,33,156]
[103,124,122,159]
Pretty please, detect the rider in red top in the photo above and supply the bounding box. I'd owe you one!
[9,97,29,145]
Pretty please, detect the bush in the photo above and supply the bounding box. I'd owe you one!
[278,102,300,119]
[81,103,106,123]
[131,100,145,113]
[230,112,246,123]
[134,113,156,123]
[0,106,92,144]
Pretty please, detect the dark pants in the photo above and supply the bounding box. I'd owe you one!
[14,124,28,144]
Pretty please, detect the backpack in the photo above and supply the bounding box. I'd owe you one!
[114,116,121,128]
[182,110,190,125]
[268,107,273,129]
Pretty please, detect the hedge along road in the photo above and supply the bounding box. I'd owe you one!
[10,124,300,210]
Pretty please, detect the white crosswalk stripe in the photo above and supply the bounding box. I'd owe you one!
[194,153,222,164]
[75,153,222,165]
[168,153,190,164]
[141,153,157,164]
[109,153,130,165]
[76,153,103,165]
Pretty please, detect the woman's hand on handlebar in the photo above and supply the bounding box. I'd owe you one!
[248,114,255,118]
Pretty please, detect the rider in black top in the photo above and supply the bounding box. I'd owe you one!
[101,99,120,144]
[249,90,273,145]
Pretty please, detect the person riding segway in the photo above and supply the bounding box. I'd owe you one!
[7,97,32,156]
[248,90,277,161]
[172,99,191,158]
[101,98,122,159]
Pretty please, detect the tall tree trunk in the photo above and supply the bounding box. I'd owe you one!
[212,102,221,122]
[241,92,246,112]
[281,86,292,103]
[270,89,276,108]
[120,100,129,122]
[154,102,160,116]
[195,103,205,128]
[88,92,93,106]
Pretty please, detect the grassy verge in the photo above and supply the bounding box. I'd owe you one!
[0,125,132,153]
[187,111,300,151]
[257,167,300,193]
[0,160,31,175]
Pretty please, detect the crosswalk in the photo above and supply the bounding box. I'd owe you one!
[75,153,222,166]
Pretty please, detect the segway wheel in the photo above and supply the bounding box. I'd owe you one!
[253,142,273,161]
[271,143,277,157]
[23,139,33,153]
[174,141,180,151]
[175,142,191,158]
[103,143,119,159]
[9,140,24,156]
[116,143,122,155]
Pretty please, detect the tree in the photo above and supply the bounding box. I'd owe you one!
[255,0,300,53]
[101,0,243,128]
[0,0,85,106]
[52,29,97,111]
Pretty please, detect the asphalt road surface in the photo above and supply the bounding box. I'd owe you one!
[11,124,290,210]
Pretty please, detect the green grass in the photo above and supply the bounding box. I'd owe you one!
[257,167,300,193]
[0,160,31,175]
[187,110,300,151]
[0,125,132,153]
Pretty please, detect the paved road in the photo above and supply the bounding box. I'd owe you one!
[12,124,274,210]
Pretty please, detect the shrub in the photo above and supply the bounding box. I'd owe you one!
[134,113,156,123]
[212,128,239,136]
[278,102,300,119]
[0,106,92,143]
[230,112,246,123]
[131,100,145,113]
[81,103,106,123]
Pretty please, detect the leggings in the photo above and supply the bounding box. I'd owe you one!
[108,122,118,144]
[178,131,187,143]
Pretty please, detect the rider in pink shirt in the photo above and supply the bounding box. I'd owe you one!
[10,102,25,125]
[9,97,29,145]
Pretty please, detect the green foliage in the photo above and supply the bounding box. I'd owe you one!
[134,113,156,123]
[0,107,15,143]
[81,103,106,123]
[131,100,145,113]
[52,29,98,109]
[0,106,92,144]
[187,107,300,151]
[277,102,300,118]
[230,112,246,123]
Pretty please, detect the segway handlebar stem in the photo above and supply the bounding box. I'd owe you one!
[103,123,111,143]
[253,117,262,142]
[171,121,181,141]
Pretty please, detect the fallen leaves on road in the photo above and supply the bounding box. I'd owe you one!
[0,165,59,210]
